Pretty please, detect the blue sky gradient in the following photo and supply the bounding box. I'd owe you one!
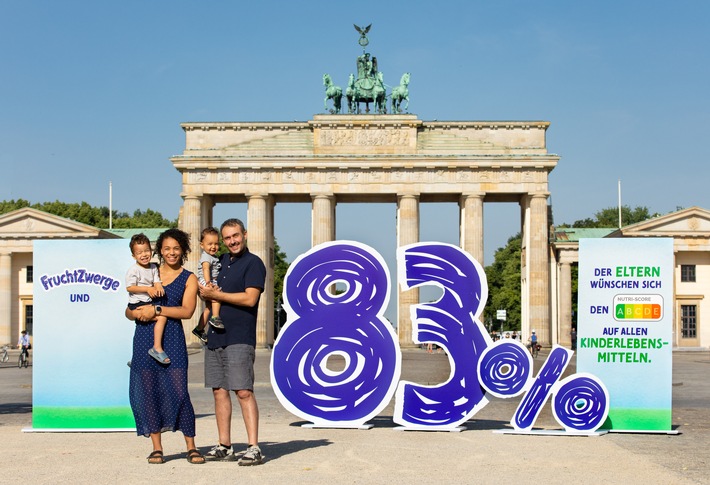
[3,1,709,265]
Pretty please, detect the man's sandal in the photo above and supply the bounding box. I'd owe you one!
[186,449,205,464]
[147,450,164,464]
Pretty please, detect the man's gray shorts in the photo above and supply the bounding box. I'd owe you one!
[204,344,255,391]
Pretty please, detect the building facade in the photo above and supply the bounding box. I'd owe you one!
[6,122,706,352]
[171,114,559,348]
[550,207,710,349]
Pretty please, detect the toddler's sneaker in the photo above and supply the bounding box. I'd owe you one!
[191,325,208,344]
[209,316,224,329]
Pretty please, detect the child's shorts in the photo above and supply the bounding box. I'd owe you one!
[128,301,153,311]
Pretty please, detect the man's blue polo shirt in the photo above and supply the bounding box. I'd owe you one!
[207,248,266,349]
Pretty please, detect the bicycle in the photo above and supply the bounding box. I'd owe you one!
[528,341,540,358]
[1,345,9,363]
[18,347,29,368]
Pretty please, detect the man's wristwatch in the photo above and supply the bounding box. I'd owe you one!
[155,305,162,315]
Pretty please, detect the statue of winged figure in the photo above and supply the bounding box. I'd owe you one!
[354,23,371,47]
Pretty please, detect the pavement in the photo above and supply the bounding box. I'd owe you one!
[1,347,709,484]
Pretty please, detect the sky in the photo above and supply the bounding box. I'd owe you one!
[3,1,709,279]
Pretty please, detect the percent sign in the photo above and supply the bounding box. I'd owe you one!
[478,341,610,432]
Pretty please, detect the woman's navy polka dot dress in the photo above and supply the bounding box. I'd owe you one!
[128,270,196,437]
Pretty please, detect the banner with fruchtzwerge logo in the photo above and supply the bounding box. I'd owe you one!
[32,240,135,431]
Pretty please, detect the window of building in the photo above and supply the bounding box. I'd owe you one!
[680,304,697,339]
[680,265,696,282]
[26,265,33,283]
[24,305,33,336]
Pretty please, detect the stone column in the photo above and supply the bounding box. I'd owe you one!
[0,252,11,345]
[558,261,573,348]
[180,194,202,341]
[266,199,275,345]
[527,193,551,345]
[397,193,419,348]
[181,195,203,271]
[311,194,336,246]
[201,194,214,230]
[247,194,275,348]
[459,193,485,265]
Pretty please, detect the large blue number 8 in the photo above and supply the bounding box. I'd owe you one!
[271,241,401,427]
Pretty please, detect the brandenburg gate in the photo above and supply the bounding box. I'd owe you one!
[171,114,559,348]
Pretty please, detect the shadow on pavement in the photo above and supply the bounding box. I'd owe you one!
[258,438,333,463]
[0,403,32,415]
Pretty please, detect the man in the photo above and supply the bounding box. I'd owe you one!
[199,218,266,466]
[529,330,538,354]
[18,330,30,356]
[571,327,577,351]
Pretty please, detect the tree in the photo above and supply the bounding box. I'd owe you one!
[568,205,653,228]
[0,199,177,228]
[273,240,290,335]
[0,199,31,213]
[484,233,522,333]
[112,208,176,228]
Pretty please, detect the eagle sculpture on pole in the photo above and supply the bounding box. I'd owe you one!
[354,23,371,47]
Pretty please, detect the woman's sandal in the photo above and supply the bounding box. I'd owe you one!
[186,449,205,464]
[147,450,164,464]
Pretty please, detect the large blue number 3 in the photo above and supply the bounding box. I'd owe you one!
[271,241,401,427]
[394,243,491,429]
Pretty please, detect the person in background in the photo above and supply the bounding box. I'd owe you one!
[528,330,538,354]
[18,330,30,358]
[571,327,577,351]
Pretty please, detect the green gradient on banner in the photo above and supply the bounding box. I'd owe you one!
[33,406,135,429]
[601,408,672,431]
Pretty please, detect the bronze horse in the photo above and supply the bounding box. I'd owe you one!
[323,74,343,114]
[391,73,410,114]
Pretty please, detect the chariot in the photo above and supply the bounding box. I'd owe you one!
[323,24,410,115]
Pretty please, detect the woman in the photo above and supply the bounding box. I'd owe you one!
[126,228,205,464]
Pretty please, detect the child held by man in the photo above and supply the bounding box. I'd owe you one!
[192,227,222,343]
